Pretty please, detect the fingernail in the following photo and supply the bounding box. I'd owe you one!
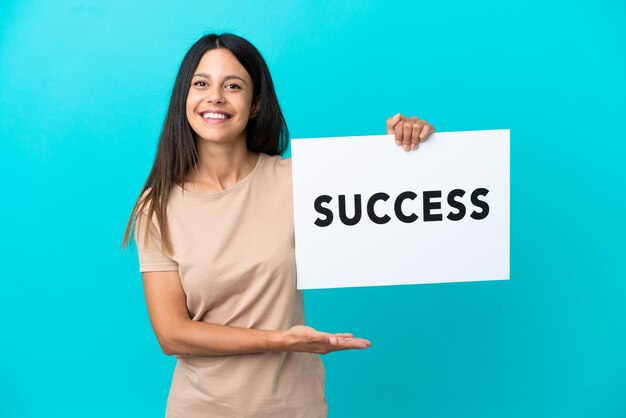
[395,140,401,145]
[402,145,409,151]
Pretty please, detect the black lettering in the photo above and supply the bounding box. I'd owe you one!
[313,195,333,227]
[446,189,466,221]
[423,191,443,222]
[394,191,418,223]
[470,188,490,220]
[338,194,362,226]
[367,193,391,224]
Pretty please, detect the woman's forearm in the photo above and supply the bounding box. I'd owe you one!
[162,319,289,356]
[162,320,370,357]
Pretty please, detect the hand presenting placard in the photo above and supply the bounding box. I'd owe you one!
[282,325,371,354]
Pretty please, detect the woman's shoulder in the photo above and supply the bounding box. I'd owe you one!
[262,152,291,164]
[258,153,292,190]
[135,187,157,219]
[261,153,292,173]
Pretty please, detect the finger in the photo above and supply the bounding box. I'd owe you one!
[419,122,434,141]
[402,121,413,151]
[351,337,371,346]
[408,116,420,150]
[411,122,421,150]
[394,119,404,145]
[386,113,402,136]
[312,331,334,345]
[336,336,371,345]
[336,338,371,349]
[334,333,354,338]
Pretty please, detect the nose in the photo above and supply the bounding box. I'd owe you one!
[206,86,225,104]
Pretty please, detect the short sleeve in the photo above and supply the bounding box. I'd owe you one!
[134,208,179,273]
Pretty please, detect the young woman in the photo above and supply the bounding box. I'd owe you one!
[121,33,434,417]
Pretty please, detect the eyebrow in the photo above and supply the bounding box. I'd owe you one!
[192,73,248,86]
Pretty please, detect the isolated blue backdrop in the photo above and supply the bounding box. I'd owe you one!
[1,0,624,417]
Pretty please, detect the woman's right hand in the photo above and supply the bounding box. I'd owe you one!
[281,325,371,354]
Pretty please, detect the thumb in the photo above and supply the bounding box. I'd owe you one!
[386,113,402,134]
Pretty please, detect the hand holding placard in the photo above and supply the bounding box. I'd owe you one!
[386,113,436,151]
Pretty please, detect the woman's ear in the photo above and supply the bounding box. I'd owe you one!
[250,97,261,118]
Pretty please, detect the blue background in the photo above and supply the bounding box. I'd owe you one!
[1,0,624,417]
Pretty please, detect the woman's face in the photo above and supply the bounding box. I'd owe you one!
[186,48,258,146]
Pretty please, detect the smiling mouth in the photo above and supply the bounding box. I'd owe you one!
[200,111,232,120]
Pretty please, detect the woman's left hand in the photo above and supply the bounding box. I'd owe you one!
[386,113,435,151]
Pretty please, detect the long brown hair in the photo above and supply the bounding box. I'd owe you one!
[121,33,288,256]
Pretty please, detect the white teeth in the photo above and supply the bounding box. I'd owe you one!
[201,112,228,120]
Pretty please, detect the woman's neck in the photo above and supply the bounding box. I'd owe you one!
[185,138,259,193]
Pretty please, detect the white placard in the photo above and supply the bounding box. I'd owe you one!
[291,130,510,290]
